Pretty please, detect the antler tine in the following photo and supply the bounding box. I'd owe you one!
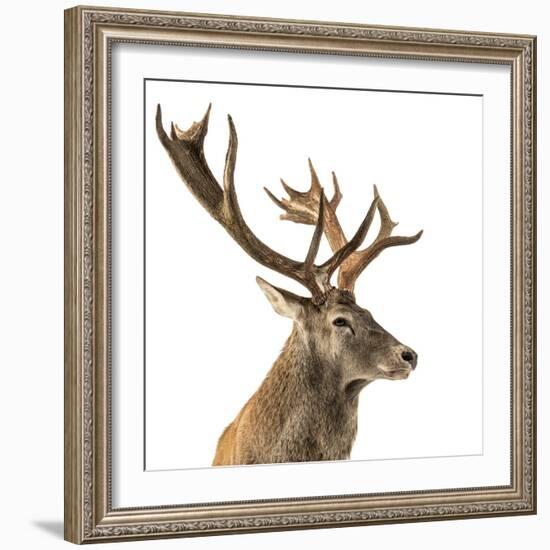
[222,114,239,206]
[304,190,325,272]
[337,186,423,291]
[222,115,325,300]
[308,158,322,193]
[373,184,398,239]
[331,172,343,211]
[321,196,379,280]
[264,186,286,210]
[172,103,211,150]
[157,105,357,304]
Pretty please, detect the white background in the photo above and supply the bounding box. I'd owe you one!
[0,0,546,549]
[145,70,485,470]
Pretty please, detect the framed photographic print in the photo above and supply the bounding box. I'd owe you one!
[64,5,537,544]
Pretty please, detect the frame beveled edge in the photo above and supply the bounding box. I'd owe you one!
[64,5,537,544]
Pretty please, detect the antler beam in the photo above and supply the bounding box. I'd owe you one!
[156,105,376,304]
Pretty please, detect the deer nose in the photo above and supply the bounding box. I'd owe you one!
[401,348,418,369]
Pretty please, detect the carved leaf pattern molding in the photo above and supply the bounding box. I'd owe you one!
[78,9,535,538]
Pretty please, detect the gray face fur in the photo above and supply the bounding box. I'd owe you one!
[257,277,417,397]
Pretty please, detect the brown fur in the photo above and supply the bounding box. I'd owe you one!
[212,288,417,466]
[213,329,357,465]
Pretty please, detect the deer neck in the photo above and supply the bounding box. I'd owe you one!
[273,325,360,409]
[247,325,362,462]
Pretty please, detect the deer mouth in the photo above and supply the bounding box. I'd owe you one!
[388,366,413,379]
[379,364,413,380]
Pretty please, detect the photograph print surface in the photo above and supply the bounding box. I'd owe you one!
[144,78,483,471]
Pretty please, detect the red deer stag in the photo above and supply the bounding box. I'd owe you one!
[156,104,422,466]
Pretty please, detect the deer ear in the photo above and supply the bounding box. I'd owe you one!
[256,276,304,320]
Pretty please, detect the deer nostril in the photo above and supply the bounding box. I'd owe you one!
[401,350,414,364]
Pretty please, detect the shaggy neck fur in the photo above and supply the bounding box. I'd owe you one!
[246,325,361,464]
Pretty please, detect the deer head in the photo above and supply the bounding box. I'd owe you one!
[155,104,422,396]
[261,160,422,389]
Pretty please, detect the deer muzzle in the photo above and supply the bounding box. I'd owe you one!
[397,346,418,370]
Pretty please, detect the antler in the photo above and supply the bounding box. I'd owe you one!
[265,161,423,292]
[156,105,378,305]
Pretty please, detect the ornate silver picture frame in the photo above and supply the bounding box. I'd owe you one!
[64,5,536,544]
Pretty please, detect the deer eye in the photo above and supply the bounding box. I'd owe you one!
[333,317,348,327]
